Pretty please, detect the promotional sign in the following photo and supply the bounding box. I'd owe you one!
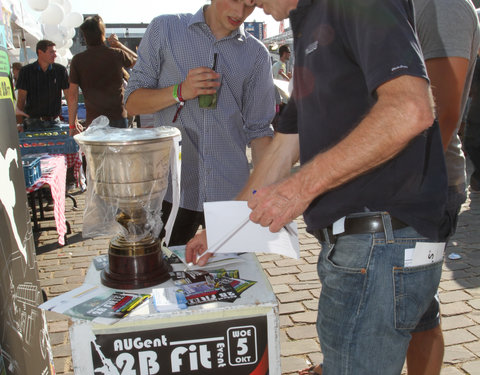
[88,316,269,375]
[0,3,55,374]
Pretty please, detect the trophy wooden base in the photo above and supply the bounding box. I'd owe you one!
[100,235,171,290]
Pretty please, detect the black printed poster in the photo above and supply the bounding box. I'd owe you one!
[90,316,269,375]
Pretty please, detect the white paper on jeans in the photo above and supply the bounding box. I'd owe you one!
[204,201,300,259]
[404,242,445,267]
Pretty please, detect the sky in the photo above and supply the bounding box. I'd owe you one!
[21,0,286,38]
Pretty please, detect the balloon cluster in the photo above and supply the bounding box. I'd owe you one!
[27,0,83,66]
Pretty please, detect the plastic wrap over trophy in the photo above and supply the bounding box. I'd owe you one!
[75,118,181,289]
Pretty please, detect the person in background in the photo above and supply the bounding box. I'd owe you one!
[272,44,291,81]
[125,0,276,246]
[187,0,451,374]
[15,40,69,127]
[465,55,480,192]
[11,62,22,87]
[68,15,137,135]
[405,1,480,374]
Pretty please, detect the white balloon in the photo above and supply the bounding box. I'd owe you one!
[50,0,64,5]
[43,24,60,40]
[62,0,72,16]
[66,28,75,40]
[58,48,67,57]
[65,39,73,48]
[40,3,65,25]
[62,12,83,28]
[27,0,49,12]
[56,56,68,66]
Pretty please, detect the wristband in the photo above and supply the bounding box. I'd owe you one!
[173,84,180,103]
[69,124,76,129]
[172,83,185,123]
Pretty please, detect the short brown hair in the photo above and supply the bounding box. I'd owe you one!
[36,40,55,55]
[80,15,105,46]
[12,62,22,71]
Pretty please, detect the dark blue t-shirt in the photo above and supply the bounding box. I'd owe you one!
[16,61,69,118]
[278,0,450,241]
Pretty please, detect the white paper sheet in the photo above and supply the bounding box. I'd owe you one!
[204,201,300,259]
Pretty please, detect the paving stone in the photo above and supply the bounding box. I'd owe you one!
[297,272,320,282]
[441,315,475,331]
[279,315,294,328]
[439,366,466,375]
[443,345,478,364]
[303,300,319,311]
[52,343,72,358]
[291,311,318,324]
[467,298,480,310]
[286,324,318,340]
[280,339,320,356]
[462,359,480,374]
[290,282,321,291]
[267,266,300,276]
[275,258,306,267]
[272,284,290,294]
[443,329,478,346]
[439,290,472,304]
[441,302,473,316]
[281,355,312,374]
[279,302,305,315]
[465,340,480,355]
[277,291,313,303]
[268,274,299,285]
[467,325,480,339]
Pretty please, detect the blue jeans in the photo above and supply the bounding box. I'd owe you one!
[316,216,443,374]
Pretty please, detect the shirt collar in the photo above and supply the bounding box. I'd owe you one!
[188,6,247,42]
[35,60,52,71]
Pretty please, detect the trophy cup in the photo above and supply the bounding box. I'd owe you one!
[75,125,181,289]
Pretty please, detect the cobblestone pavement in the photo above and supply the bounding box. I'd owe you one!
[36,182,480,374]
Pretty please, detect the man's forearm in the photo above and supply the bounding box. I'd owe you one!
[125,86,178,115]
[425,57,469,151]
[15,89,27,124]
[237,133,299,200]
[250,136,273,167]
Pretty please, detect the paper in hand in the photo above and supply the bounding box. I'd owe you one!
[204,201,299,259]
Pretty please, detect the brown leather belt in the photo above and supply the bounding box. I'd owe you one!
[312,214,408,244]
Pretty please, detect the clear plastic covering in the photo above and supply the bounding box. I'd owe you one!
[74,116,181,242]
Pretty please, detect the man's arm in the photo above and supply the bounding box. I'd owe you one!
[16,89,27,124]
[108,34,137,68]
[250,136,273,168]
[425,57,469,150]
[185,132,300,265]
[248,74,435,232]
[125,67,219,115]
[67,83,81,136]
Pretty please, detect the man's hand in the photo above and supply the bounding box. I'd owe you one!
[181,67,220,100]
[248,174,311,233]
[107,34,121,48]
[185,230,213,266]
[69,121,84,136]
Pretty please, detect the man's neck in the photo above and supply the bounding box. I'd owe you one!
[37,59,50,72]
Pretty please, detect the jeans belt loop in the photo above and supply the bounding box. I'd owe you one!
[381,212,395,244]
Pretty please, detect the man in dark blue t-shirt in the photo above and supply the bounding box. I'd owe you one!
[16,40,69,125]
[187,0,451,374]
